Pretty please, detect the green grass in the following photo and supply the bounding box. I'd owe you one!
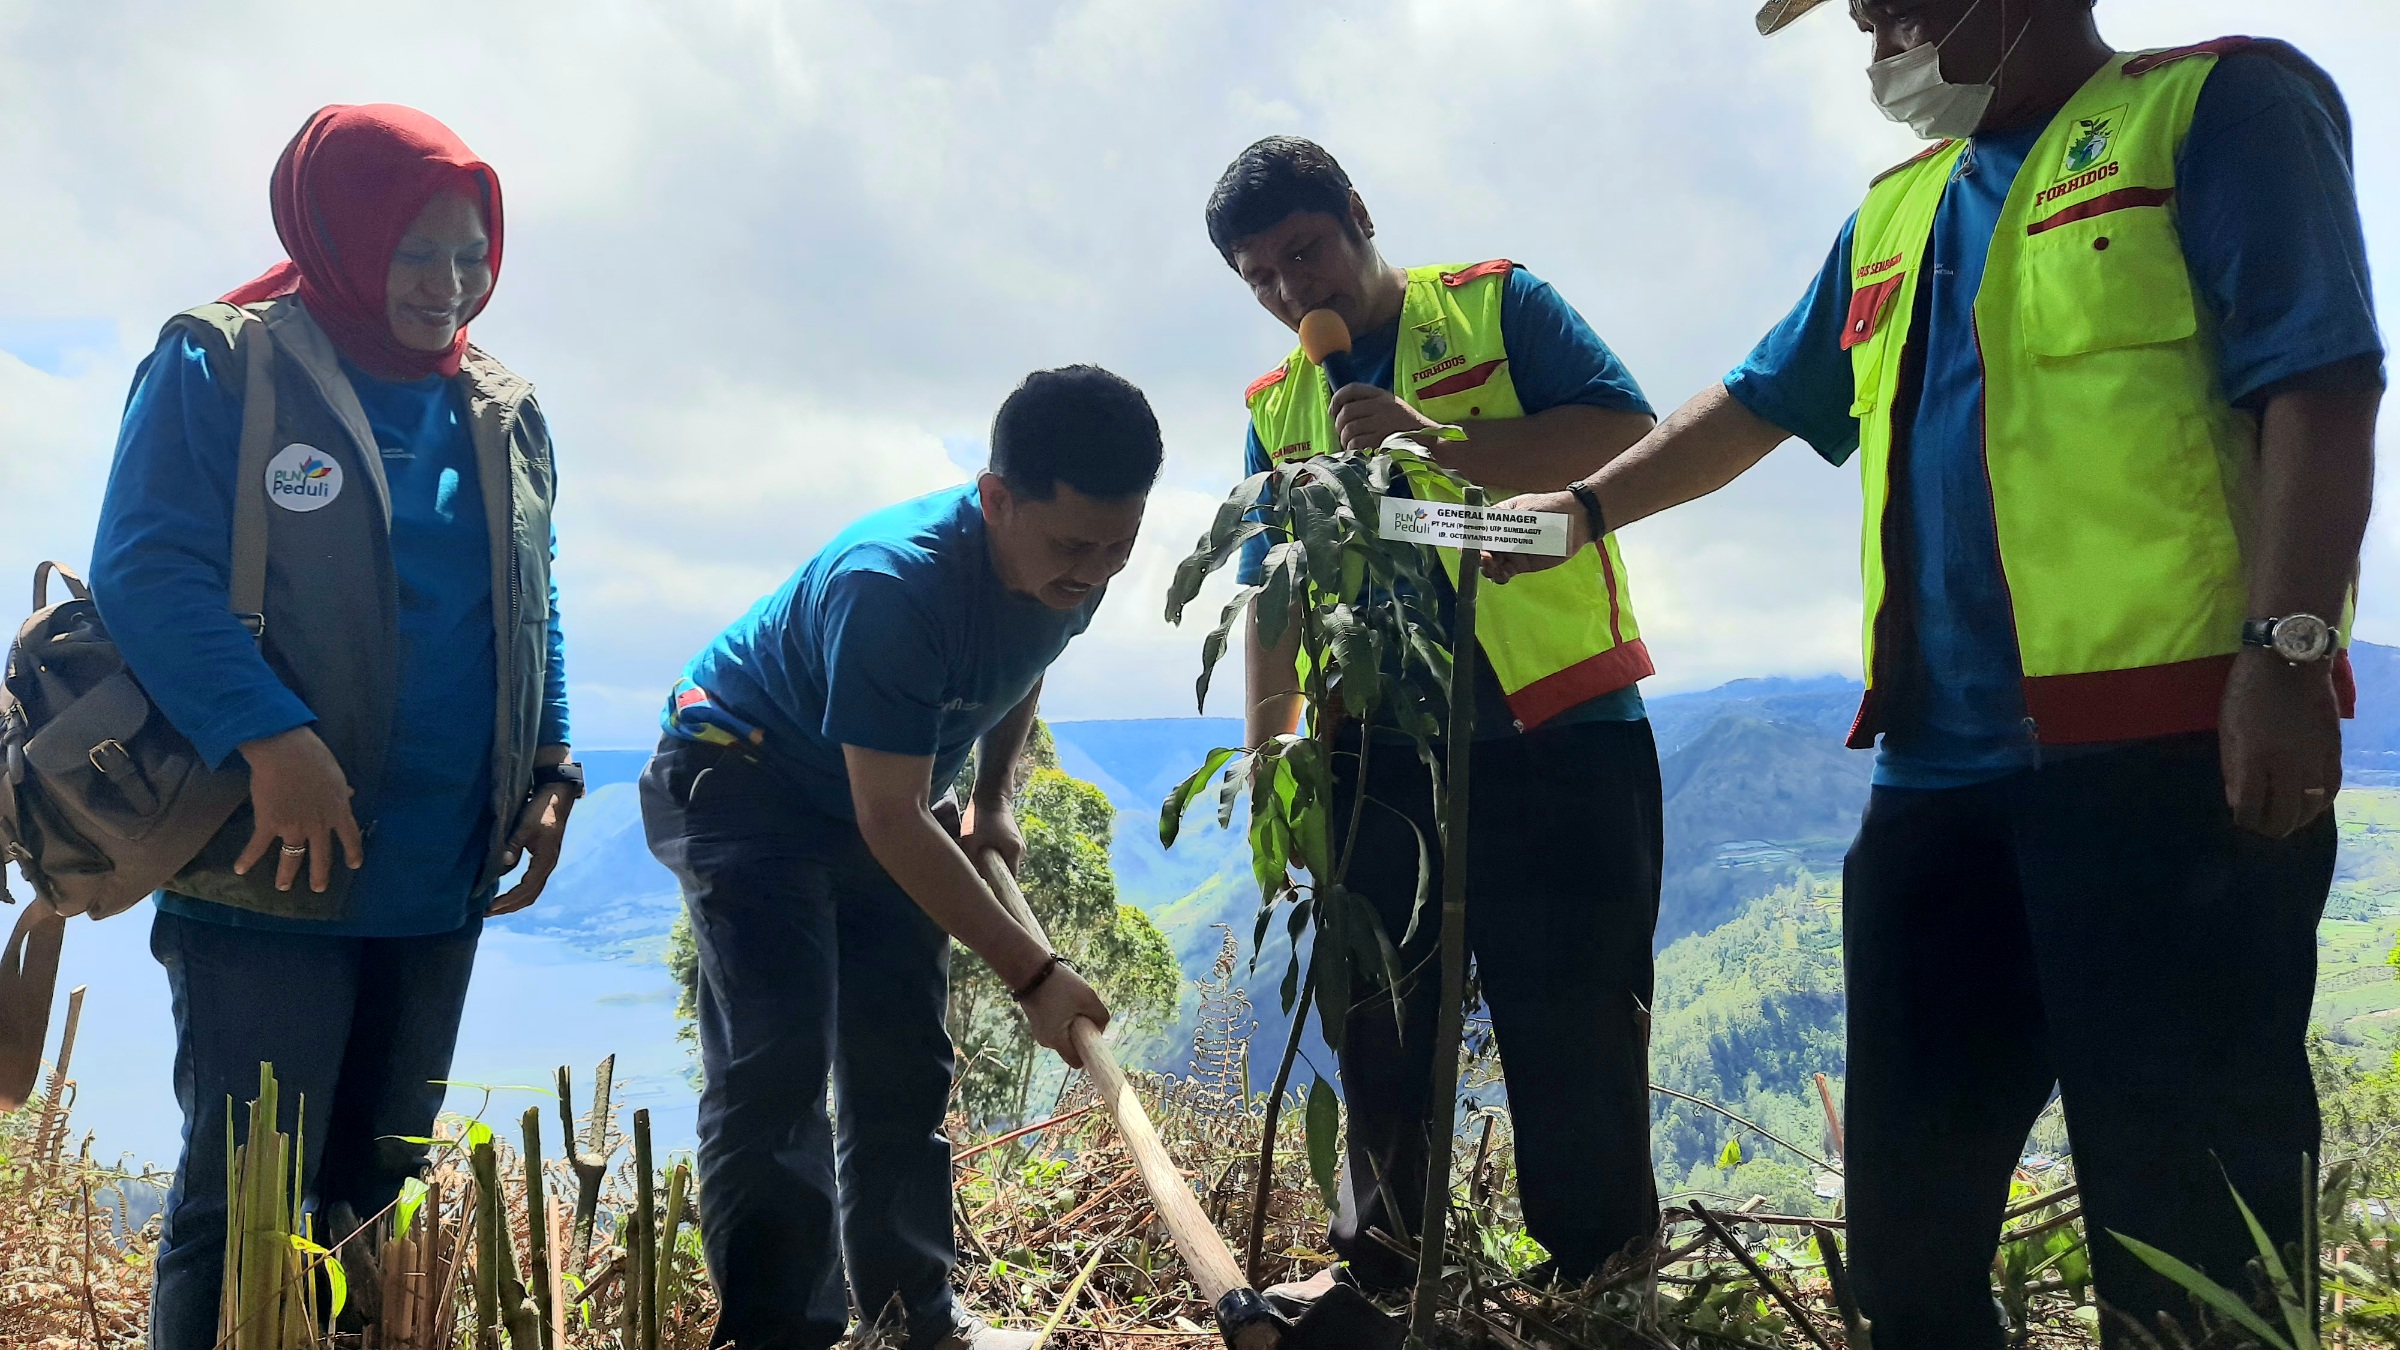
[2315,788,2400,1052]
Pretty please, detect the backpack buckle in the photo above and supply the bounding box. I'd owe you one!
[89,739,130,776]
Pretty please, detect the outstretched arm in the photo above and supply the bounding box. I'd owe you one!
[1480,383,1791,580]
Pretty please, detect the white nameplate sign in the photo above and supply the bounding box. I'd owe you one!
[1377,497,1570,557]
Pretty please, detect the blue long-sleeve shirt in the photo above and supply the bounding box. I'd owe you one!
[91,330,569,936]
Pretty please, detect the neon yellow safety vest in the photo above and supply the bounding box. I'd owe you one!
[1842,39,2355,748]
[1245,261,1651,730]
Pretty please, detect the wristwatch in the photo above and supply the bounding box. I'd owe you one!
[2241,614,2336,665]
[531,760,587,800]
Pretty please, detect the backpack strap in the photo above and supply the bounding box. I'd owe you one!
[228,312,276,636]
[30,561,88,612]
[0,899,65,1110]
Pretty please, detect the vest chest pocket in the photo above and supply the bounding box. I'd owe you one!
[1844,271,1907,419]
[2018,201,2197,359]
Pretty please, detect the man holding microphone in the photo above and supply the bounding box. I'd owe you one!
[1205,137,1666,1293]
[1488,1,2380,1342]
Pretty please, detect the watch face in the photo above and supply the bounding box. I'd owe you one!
[2272,614,2332,663]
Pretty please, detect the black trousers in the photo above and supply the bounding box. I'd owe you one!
[1843,733,2334,1349]
[640,739,961,1350]
[1328,718,1664,1288]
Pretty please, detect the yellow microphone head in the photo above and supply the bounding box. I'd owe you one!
[1297,309,1352,367]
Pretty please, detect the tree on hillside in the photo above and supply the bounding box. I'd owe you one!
[664,721,1181,1124]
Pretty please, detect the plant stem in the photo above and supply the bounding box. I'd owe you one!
[1244,973,1318,1285]
[1410,548,1479,1346]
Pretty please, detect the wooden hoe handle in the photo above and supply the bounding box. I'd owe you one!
[973,852,1261,1321]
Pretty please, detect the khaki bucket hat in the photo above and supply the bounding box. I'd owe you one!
[1754,0,1836,34]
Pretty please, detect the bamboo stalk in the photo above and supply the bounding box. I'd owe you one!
[635,1108,659,1350]
[523,1106,555,1350]
[572,1056,615,1271]
[473,1138,502,1349]
[659,1161,692,1316]
[1410,537,1480,1346]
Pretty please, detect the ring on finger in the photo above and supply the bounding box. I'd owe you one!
[280,842,309,856]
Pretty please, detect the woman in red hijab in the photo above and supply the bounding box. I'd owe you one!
[89,105,579,1348]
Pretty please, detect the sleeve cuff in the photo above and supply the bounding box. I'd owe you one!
[1721,373,1857,468]
[188,690,319,770]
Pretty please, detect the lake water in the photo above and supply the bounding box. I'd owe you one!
[45,908,699,1173]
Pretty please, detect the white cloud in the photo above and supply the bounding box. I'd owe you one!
[1,0,2391,745]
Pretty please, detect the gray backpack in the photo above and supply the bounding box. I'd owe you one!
[0,313,278,1107]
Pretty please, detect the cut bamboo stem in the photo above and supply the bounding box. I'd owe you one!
[522,1107,554,1350]
[635,1108,659,1350]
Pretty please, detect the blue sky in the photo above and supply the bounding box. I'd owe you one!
[2,0,2392,747]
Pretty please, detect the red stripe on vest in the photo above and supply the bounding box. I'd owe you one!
[1416,358,1505,400]
[2018,649,2356,746]
[1245,366,1289,401]
[2123,36,2261,77]
[1869,140,1954,187]
[1503,640,1655,732]
[2025,186,2176,236]
[1841,274,1905,351]
[1438,259,1515,288]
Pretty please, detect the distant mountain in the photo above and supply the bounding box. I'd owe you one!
[513,639,2396,1080]
[1656,713,1870,945]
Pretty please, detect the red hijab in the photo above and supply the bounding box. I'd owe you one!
[223,104,504,381]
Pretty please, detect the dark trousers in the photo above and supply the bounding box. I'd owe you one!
[641,739,959,1350]
[148,908,480,1350]
[1843,734,2333,1349]
[1328,718,1663,1289]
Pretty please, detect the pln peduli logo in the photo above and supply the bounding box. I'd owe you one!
[265,443,344,513]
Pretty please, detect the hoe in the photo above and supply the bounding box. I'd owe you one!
[976,852,1406,1350]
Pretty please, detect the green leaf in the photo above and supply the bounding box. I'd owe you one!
[1167,472,1274,625]
[1305,1078,1342,1213]
[2111,1229,2293,1350]
[394,1176,429,1242]
[1160,746,1241,849]
[1195,585,1260,714]
[2223,1170,2315,1350]
[1255,543,1299,651]
[290,1235,349,1318]
[1249,795,1290,906]
[1718,1137,1744,1170]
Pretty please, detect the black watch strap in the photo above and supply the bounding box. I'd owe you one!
[532,760,586,799]
[1565,481,1608,540]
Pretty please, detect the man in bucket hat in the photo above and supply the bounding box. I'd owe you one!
[1487,1,2381,1343]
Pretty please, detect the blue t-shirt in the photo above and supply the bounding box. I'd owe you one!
[1235,265,1657,736]
[92,332,571,936]
[680,484,1101,822]
[1724,51,2384,788]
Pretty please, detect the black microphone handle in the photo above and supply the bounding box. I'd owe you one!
[1322,350,1359,393]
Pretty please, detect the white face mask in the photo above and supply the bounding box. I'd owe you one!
[1866,0,2029,141]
